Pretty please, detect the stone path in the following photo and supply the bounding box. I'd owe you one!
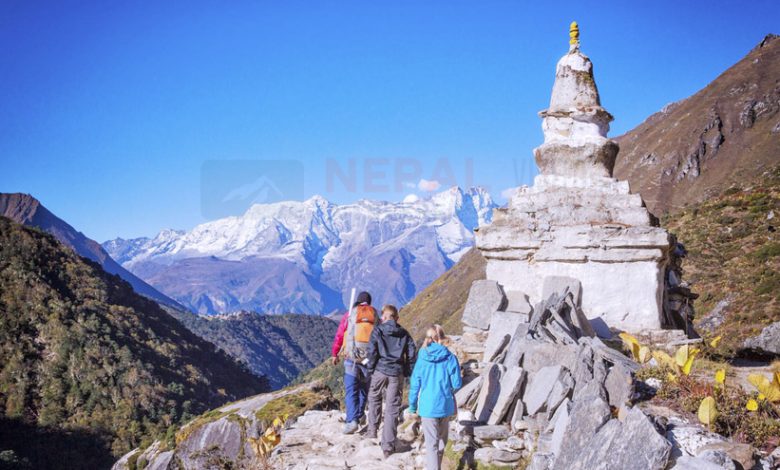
[271,410,430,470]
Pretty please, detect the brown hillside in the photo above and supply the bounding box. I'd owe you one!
[614,34,780,216]
[400,247,486,341]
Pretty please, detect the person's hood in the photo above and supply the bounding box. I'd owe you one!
[379,320,406,338]
[420,342,451,363]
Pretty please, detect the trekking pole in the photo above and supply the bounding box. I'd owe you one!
[348,287,356,312]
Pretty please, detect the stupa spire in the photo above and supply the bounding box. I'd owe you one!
[533,22,618,179]
[569,21,579,49]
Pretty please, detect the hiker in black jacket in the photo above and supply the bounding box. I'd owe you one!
[365,304,417,458]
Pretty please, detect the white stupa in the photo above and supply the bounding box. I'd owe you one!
[475,22,671,333]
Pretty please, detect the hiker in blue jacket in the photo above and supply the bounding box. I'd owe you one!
[408,324,462,470]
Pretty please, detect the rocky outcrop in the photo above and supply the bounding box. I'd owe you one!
[112,382,337,470]
[741,321,780,357]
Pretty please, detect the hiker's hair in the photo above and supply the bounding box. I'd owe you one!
[382,304,398,320]
[423,324,447,348]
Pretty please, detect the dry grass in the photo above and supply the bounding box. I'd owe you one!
[663,166,780,353]
[649,370,780,451]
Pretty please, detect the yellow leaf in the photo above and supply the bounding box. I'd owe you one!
[697,396,718,426]
[681,349,699,376]
[675,344,695,367]
[746,399,758,411]
[714,369,726,385]
[264,427,276,438]
[273,416,284,428]
[748,373,770,389]
[653,351,676,369]
[638,346,651,364]
[748,373,780,402]
[619,332,641,361]
[758,393,767,401]
[666,372,678,383]
[710,336,722,348]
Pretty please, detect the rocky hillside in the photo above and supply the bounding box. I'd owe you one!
[0,193,180,309]
[168,309,338,389]
[0,217,267,468]
[614,34,780,215]
[104,187,496,315]
[665,165,780,353]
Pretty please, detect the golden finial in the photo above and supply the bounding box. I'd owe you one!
[569,21,579,46]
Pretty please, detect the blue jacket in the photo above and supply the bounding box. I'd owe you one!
[408,342,462,418]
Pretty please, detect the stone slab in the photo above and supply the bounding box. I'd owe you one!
[488,366,526,425]
[554,407,670,470]
[455,375,483,409]
[463,280,508,330]
[475,363,502,423]
[604,362,634,408]
[473,424,511,441]
[474,447,523,464]
[542,276,583,306]
[523,365,564,416]
[505,290,533,315]
[484,311,531,362]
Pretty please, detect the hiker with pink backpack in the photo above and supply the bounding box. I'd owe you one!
[331,290,379,434]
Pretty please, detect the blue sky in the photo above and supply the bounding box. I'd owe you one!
[2,1,778,241]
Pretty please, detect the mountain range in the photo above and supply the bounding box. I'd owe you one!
[104,187,496,315]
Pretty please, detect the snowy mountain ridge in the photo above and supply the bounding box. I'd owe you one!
[104,186,496,315]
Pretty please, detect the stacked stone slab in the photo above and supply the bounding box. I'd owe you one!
[474,24,672,334]
[455,274,673,469]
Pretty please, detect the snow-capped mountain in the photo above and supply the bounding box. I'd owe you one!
[104,187,496,315]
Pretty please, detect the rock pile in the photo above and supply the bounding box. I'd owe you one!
[451,277,777,470]
[453,276,672,469]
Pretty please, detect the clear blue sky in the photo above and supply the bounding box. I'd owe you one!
[2,0,778,242]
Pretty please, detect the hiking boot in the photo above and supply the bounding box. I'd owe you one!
[342,421,358,434]
[365,430,377,439]
[383,450,392,459]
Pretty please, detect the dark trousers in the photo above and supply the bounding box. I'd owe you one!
[367,370,403,452]
[344,359,370,423]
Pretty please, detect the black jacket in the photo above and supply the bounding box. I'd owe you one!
[366,320,417,377]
